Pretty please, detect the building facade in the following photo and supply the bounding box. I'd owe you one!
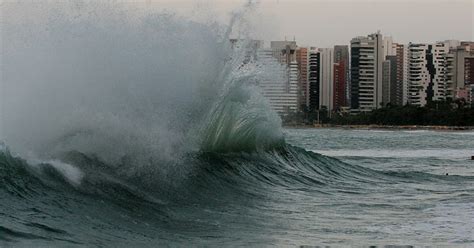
[394,44,409,105]
[334,45,350,108]
[333,62,347,109]
[382,56,398,106]
[465,55,474,106]
[350,32,384,112]
[308,47,321,112]
[466,57,474,85]
[319,48,335,113]
[383,36,396,58]
[256,49,298,115]
[407,42,449,106]
[445,43,474,99]
[229,39,298,115]
[296,47,309,110]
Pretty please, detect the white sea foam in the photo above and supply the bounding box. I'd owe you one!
[26,156,84,186]
[46,160,84,187]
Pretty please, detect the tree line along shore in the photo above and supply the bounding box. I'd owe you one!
[285,124,474,131]
[283,100,474,128]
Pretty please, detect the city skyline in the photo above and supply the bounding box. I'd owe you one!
[235,32,474,117]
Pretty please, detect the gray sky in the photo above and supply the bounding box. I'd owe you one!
[146,0,473,47]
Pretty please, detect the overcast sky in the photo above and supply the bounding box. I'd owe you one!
[146,0,473,47]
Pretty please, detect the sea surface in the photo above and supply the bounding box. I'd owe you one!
[1,128,473,247]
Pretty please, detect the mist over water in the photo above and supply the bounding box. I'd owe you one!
[2,2,282,166]
[1,2,474,247]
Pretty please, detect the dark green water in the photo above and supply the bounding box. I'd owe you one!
[1,129,473,247]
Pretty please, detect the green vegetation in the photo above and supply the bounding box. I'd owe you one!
[330,101,474,126]
[283,106,330,125]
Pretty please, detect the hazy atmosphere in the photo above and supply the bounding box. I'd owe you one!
[146,0,473,46]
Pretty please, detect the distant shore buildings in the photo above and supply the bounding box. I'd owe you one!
[350,32,384,112]
[230,33,474,120]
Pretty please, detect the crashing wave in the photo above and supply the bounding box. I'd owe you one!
[1,2,283,168]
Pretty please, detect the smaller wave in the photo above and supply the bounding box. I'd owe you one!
[25,156,85,187]
[0,148,85,194]
[402,130,432,133]
[312,149,474,159]
[43,160,84,187]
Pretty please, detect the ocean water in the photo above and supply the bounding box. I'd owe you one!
[2,129,473,246]
[1,2,474,247]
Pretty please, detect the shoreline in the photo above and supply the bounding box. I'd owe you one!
[283,124,474,131]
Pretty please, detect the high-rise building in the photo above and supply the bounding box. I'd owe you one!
[288,60,299,111]
[446,44,466,97]
[319,48,335,113]
[255,41,299,116]
[350,32,384,112]
[394,44,409,105]
[445,43,474,100]
[461,42,474,88]
[270,41,298,65]
[308,47,321,112]
[333,61,346,109]
[382,59,391,105]
[334,45,349,107]
[296,47,309,110]
[382,56,398,106]
[380,36,408,107]
[445,50,456,98]
[257,47,299,116]
[407,42,449,106]
[229,39,298,115]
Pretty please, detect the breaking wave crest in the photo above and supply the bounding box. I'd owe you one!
[2,2,283,167]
